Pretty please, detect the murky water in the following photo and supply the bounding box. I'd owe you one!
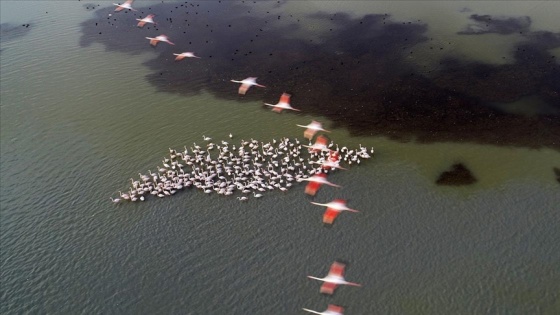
[1,1,559,314]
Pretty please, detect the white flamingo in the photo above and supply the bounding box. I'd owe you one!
[230,77,265,95]
[307,261,361,295]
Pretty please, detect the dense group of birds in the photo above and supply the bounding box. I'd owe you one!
[108,1,371,313]
[112,136,373,203]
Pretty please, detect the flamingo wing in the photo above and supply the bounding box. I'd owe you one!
[114,6,124,11]
[272,106,283,113]
[320,281,338,295]
[137,21,146,27]
[323,207,341,224]
[149,39,159,46]
[175,55,184,61]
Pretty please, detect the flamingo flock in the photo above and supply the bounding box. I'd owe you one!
[112,137,372,203]
[108,1,373,312]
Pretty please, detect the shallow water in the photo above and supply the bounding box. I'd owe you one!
[1,1,559,314]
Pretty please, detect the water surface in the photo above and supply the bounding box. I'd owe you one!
[1,1,559,314]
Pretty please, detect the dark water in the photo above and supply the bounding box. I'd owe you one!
[79,0,560,149]
[1,1,559,314]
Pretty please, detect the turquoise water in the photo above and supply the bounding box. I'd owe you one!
[1,1,559,314]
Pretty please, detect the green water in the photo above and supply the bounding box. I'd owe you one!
[1,1,559,314]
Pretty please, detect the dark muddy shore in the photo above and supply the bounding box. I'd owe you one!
[80,2,560,149]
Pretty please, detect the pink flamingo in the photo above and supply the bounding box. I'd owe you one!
[145,35,175,47]
[299,173,341,196]
[303,135,331,153]
[297,120,330,140]
[264,93,300,113]
[302,304,345,315]
[174,52,201,61]
[310,199,359,224]
[308,261,361,295]
[136,14,156,28]
[114,0,136,12]
[230,77,265,95]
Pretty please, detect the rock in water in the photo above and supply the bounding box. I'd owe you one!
[553,167,560,184]
[436,163,477,186]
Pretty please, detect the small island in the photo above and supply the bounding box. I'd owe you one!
[436,163,477,186]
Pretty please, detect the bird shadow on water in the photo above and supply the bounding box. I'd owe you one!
[79,1,560,150]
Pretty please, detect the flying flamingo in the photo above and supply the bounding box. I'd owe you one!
[297,120,330,140]
[308,261,361,295]
[136,14,156,27]
[114,0,136,12]
[312,151,344,171]
[303,135,331,153]
[264,93,300,113]
[230,77,265,95]
[174,52,201,61]
[302,304,345,315]
[145,35,175,47]
[299,173,341,196]
[311,159,347,171]
[311,199,359,224]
